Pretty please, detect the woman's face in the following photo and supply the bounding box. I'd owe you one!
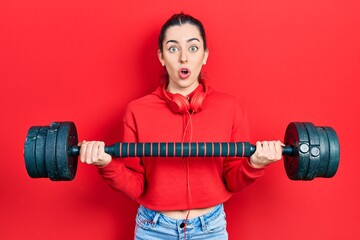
[158,23,209,95]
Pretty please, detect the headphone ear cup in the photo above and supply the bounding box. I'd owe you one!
[190,91,206,113]
[169,94,190,114]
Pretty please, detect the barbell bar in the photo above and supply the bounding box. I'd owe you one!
[24,121,340,181]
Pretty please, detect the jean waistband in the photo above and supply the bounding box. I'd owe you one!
[138,204,224,229]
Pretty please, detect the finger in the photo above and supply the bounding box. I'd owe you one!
[268,141,276,160]
[85,141,94,164]
[98,142,107,160]
[79,140,87,163]
[91,141,100,164]
[260,141,269,158]
[98,141,105,155]
[255,141,263,157]
[98,142,112,164]
[275,140,283,160]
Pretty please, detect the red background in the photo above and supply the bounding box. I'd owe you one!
[1,0,359,239]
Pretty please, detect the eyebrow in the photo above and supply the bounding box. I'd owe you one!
[165,38,200,45]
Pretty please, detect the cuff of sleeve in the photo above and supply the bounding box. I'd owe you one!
[244,158,266,178]
[98,159,123,175]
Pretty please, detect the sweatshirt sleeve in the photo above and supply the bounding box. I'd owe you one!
[98,105,145,200]
[223,99,265,192]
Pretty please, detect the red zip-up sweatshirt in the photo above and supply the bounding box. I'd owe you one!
[98,83,265,211]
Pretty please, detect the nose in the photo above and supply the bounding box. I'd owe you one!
[179,50,188,63]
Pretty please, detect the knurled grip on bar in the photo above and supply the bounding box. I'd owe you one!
[70,142,294,158]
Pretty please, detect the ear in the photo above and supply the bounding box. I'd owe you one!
[157,49,165,66]
[203,49,209,65]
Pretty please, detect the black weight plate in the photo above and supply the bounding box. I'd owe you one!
[35,127,48,178]
[284,122,310,180]
[303,122,321,180]
[295,122,311,180]
[284,123,298,179]
[316,127,330,177]
[56,122,78,180]
[284,123,300,180]
[24,126,41,178]
[45,122,61,181]
[323,127,340,178]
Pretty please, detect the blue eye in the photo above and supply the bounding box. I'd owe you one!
[189,46,198,52]
[169,46,178,53]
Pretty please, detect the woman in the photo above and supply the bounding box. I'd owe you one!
[79,13,282,240]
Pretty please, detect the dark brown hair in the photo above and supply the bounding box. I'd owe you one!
[158,13,207,52]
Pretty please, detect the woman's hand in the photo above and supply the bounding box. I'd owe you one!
[78,140,112,167]
[249,140,283,168]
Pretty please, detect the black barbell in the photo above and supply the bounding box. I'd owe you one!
[24,121,340,181]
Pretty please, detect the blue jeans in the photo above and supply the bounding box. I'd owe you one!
[134,204,228,240]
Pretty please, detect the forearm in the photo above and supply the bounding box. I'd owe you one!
[98,159,145,200]
[223,157,265,192]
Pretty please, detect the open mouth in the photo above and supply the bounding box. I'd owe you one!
[178,68,191,79]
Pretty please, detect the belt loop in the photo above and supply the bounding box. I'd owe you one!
[199,215,207,232]
[152,212,160,227]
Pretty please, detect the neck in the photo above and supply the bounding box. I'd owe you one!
[167,81,200,96]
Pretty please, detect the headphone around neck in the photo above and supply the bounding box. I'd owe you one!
[162,81,208,114]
